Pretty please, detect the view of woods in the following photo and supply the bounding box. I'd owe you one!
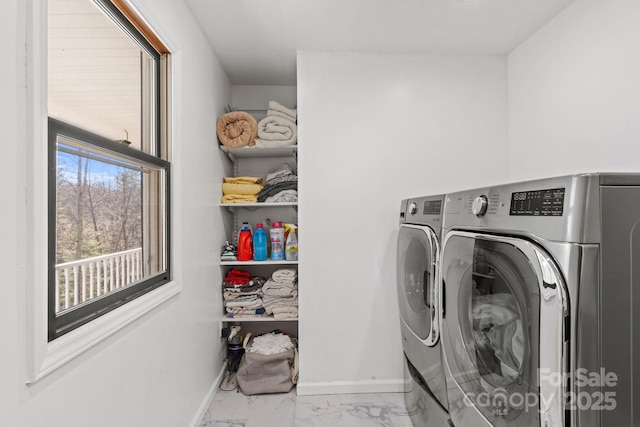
[56,146,143,265]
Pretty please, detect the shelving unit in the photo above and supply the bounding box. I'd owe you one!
[220,260,299,266]
[218,145,299,338]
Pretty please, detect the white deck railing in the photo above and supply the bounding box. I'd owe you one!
[55,248,142,312]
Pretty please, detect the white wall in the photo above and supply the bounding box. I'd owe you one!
[1,0,231,426]
[508,0,640,181]
[296,52,508,394]
[231,85,297,112]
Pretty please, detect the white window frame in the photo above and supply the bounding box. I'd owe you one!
[24,0,180,384]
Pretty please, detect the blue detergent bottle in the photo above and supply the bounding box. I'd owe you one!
[253,223,268,261]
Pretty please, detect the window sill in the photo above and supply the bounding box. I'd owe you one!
[27,281,181,384]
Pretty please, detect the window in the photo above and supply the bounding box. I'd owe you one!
[47,0,171,340]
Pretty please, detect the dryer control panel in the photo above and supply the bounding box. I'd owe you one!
[509,188,565,216]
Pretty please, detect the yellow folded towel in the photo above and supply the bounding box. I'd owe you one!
[224,176,264,185]
[221,194,258,203]
[222,182,263,196]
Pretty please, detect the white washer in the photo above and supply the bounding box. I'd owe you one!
[440,173,640,427]
[398,195,451,426]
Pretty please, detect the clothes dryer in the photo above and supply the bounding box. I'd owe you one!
[398,195,451,426]
[440,173,640,427]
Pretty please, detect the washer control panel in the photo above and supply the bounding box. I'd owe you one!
[509,187,565,216]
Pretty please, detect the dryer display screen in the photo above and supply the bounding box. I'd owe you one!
[509,188,565,216]
[423,200,442,215]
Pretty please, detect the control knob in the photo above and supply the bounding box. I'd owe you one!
[472,195,489,217]
[408,202,418,215]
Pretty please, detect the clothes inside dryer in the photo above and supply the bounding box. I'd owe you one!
[442,235,542,425]
[471,292,524,385]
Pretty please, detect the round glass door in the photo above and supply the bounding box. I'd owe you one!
[441,233,541,425]
[397,224,439,344]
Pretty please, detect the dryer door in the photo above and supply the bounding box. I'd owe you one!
[441,231,567,427]
[397,224,440,346]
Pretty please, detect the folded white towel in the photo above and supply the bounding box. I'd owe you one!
[272,306,298,315]
[272,268,297,283]
[255,116,297,148]
[268,101,297,121]
[272,306,298,320]
[263,295,298,314]
[263,280,297,297]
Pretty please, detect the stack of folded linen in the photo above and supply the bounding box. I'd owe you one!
[222,176,263,203]
[258,164,297,203]
[223,270,267,317]
[262,269,298,320]
[255,101,297,148]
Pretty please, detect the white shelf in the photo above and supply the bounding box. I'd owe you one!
[220,260,298,266]
[220,202,297,208]
[220,145,297,162]
[221,316,298,323]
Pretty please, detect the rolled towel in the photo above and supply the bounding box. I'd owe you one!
[216,112,258,148]
[255,116,297,148]
[268,101,297,122]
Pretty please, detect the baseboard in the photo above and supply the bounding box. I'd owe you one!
[296,378,405,396]
[188,364,227,427]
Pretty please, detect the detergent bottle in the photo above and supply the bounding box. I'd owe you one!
[270,222,285,260]
[285,224,298,261]
[253,223,268,261]
[237,222,253,261]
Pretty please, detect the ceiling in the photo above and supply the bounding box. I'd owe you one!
[184,0,576,86]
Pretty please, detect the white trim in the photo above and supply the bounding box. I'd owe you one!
[24,0,182,385]
[296,379,405,396]
[24,0,50,385]
[188,364,227,427]
[28,282,181,384]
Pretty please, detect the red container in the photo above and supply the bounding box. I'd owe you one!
[237,228,253,261]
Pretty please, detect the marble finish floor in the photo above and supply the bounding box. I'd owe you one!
[200,388,413,427]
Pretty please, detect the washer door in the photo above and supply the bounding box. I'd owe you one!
[441,231,567,427]
[397,224,440,346]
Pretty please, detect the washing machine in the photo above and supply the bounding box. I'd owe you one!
[439,173,640,427]
[398,195,451,426]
